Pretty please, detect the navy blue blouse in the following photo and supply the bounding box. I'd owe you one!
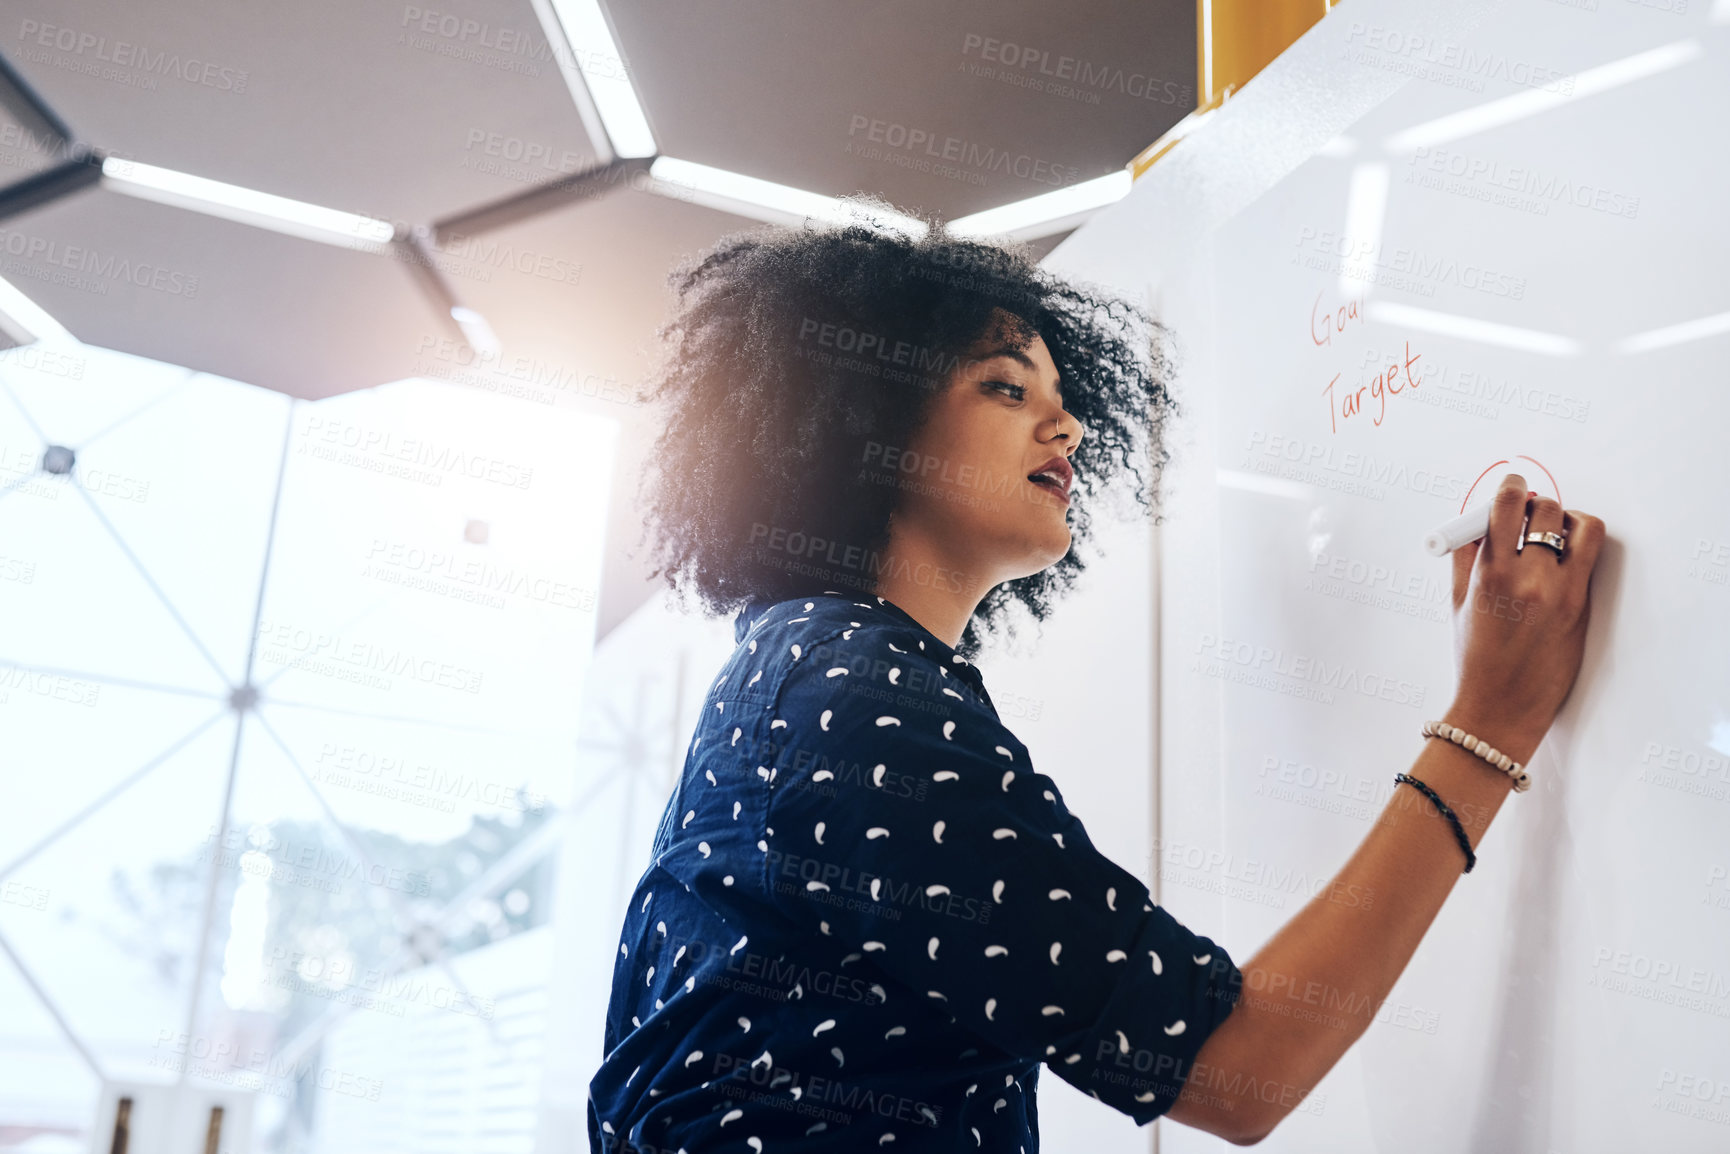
[589,591,1242,1153]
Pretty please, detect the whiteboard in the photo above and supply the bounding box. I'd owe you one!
[1050,1,1730,1151]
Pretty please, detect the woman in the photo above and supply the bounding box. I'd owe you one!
[588,216,1605,1151]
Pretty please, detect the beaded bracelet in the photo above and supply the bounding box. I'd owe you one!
[1394,773,1476,873]
[1421,720,1531,793]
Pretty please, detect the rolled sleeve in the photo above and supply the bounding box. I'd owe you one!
[763,641,1242,1121]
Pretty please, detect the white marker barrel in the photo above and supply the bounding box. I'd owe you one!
[1424,503,1493,556]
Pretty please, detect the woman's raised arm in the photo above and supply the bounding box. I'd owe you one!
[1166,472,1607,1144]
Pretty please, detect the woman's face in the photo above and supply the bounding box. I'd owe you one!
[888,317,1085,590]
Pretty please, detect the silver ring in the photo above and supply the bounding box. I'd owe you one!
[1523,530,1566,556]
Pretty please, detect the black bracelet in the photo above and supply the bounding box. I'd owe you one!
[1394,773,1476,874]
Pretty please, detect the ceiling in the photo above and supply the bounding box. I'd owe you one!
[1,0,1196,637]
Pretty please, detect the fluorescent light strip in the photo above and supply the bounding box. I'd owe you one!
[648,157,927,237]
[1216,468,1312,501]
[1384,39,1703,152]
[548,0,656,158]
[1613,310,1730,354]
[1367,301,1579,356]
[0,273,72,344]
[102,158,396,251]
[1338,163,1388,298]
[522,0,612,161]
[945,170,1132,241]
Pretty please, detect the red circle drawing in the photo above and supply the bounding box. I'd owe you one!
[1460,454,1562,513]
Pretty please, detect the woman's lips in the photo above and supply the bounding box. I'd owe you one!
[1028,475,1070,505]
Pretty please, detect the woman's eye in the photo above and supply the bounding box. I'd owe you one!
[986,380,1025,400]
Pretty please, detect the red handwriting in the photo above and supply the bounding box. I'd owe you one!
[1310,291,1366,348]
[1322,340,1422,433]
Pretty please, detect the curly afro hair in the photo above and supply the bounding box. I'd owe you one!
[633,209,1179,658]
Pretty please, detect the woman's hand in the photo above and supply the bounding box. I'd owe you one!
[1445,472,1607,766]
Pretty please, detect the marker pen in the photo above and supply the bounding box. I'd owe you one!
[1424,504,1492,557]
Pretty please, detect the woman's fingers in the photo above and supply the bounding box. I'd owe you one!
[1562,509,1607,572]
[1483,472,1529,568]
[1452,472,1527,611]
[1557,509,1608,621]
[1520,496,1567,562]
